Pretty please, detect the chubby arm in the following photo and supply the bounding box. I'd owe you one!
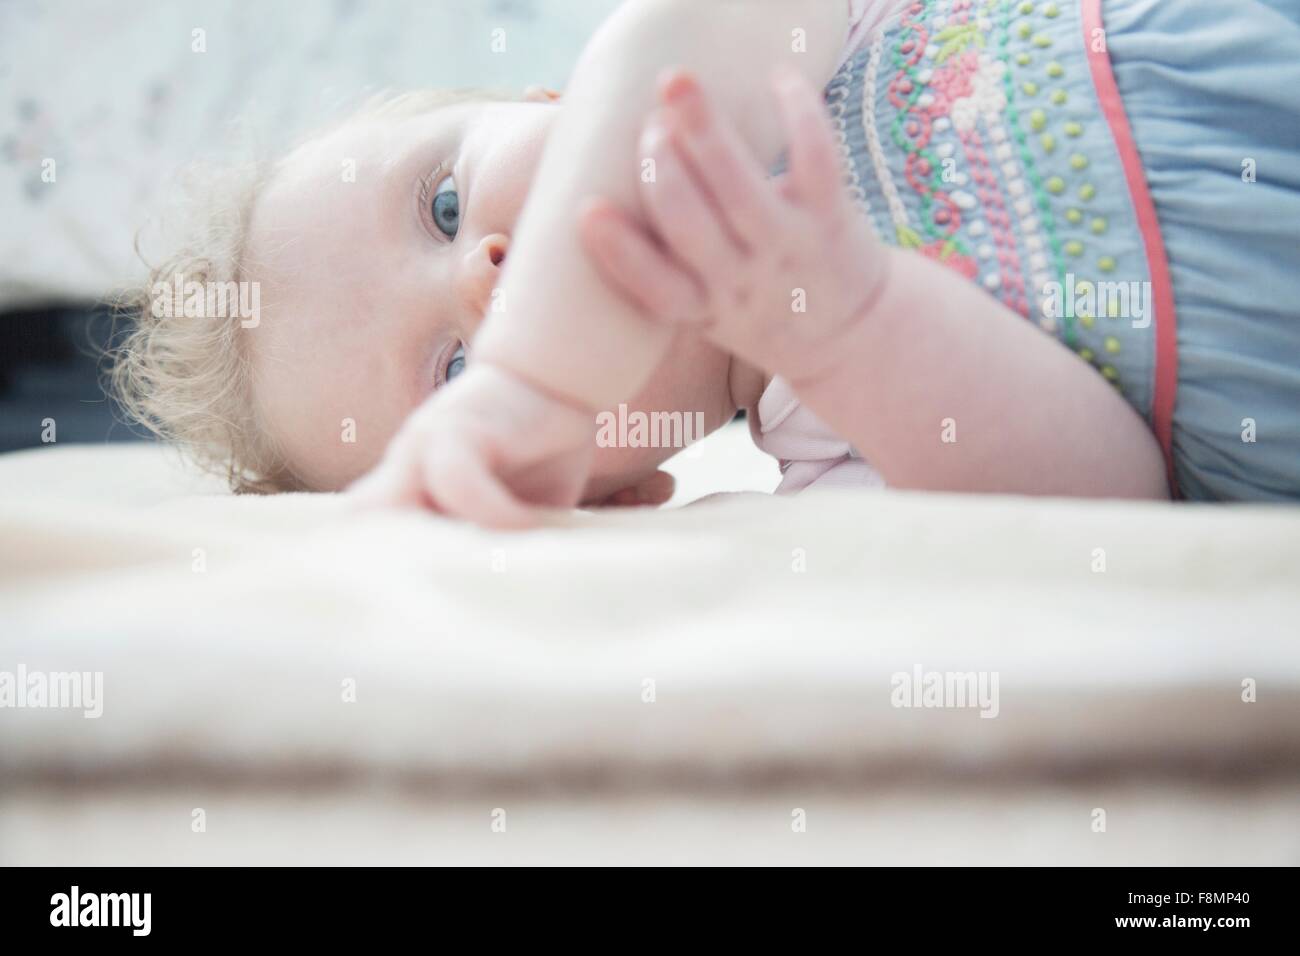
[472,0,849,411]
[791,250,1170,498]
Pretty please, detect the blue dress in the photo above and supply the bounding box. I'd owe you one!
[823,0,1300,500]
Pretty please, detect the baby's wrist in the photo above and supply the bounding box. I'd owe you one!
[473,354,603,418]
[776,247,894,391]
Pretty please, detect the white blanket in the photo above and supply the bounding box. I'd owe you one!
[2,428,1299,864]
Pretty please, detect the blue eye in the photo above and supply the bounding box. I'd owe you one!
[432,175,459,239]
[445,343,467,382]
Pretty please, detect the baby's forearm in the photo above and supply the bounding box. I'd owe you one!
[790,248,1170,498]
[473,0,847,410]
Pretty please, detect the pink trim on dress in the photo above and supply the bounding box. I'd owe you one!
[1080,0,1180,493]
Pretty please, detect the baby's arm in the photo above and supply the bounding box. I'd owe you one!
[790,250,1170,498]
[472,0,849,411]
[582,70,1171,500]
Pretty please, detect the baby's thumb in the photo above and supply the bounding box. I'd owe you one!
[346,453,426,510]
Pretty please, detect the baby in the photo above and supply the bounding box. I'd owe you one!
[115,0,1300,523]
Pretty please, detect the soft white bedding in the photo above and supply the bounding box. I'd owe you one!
[2,425,1299,865]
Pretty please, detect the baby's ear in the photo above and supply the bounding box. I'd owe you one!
[523,85,562,103]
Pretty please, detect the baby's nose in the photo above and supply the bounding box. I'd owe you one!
[459,233,508,323]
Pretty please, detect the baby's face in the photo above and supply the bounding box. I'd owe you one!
[245,99,737,496]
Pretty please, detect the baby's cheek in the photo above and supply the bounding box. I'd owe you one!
[252,376,397,493]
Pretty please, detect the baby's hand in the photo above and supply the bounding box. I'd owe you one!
[579,66,888,387]
[349,363,596,529]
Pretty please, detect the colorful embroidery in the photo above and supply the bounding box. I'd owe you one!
[829,0,1156,411]
[824,66,877,230]
[864,29,915,248]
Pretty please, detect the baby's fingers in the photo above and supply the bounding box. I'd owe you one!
[347,445,428,509]
[349,431,540,529]
[772,65,844,215]
[657,69,784,246]
[637,116,748,290]
[423,439,541,530]
[579,196,709,325]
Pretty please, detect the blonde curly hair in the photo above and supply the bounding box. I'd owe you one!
[110,88,516,493]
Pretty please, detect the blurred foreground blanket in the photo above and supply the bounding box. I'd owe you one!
[1,438,1298,864]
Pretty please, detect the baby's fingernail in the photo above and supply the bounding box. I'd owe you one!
[659,81,704,129]
[667,97,705,135]
[658,67,693,97]
[663,72,697,103]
